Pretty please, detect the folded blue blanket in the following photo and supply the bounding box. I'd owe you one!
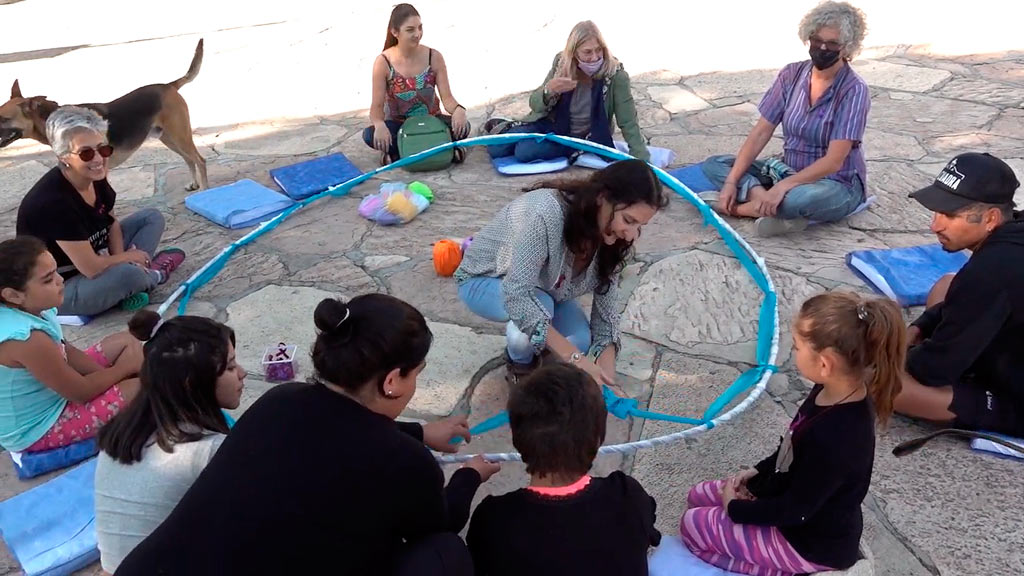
[10,438,98,480]
[846,244,969,307]
[668,164,716,193]
[185,179,296,229]
[491,155,570,176]
[270,153,363,200]
[0,459,99,576]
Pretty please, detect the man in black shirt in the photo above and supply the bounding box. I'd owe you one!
[895,152,1024,437]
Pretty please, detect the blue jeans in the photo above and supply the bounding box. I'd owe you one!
[59,208,165,316]
[457,276,590,364]
[485,121,572,163]
[701,154,865,223]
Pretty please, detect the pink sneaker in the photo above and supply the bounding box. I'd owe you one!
[149,248,186,285]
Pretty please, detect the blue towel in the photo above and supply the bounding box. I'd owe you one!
[668,164,716,193]
[185,179,296,229]
[492,155,570,176]
[846,244,969,307]
[270,153,363,200]
[0,459,99,576]
[10,438,98,480]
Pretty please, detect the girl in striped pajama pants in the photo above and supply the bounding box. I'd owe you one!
[681,292,907,575]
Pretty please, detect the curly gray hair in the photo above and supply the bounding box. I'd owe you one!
[45,106,108,158]
[798,1,868,59]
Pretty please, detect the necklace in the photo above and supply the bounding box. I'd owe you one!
[774,384,862,473]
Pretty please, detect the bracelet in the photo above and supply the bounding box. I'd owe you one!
[454,104,465,113]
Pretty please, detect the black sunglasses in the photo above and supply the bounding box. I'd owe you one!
[71,144,114,162]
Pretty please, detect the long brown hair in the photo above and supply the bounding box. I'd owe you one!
[383,4,420,51]
[798,292,906,427]
[525,159,668,295]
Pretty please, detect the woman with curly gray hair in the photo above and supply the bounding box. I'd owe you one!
[699,1,870,238]
[15,106,186,316]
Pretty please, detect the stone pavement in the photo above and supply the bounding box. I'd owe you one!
[3,9,1024,576]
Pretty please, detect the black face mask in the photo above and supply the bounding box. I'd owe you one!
[809,45,842,70]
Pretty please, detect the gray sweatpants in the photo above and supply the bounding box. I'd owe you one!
[59,208,166,316]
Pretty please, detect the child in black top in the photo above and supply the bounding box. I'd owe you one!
[681,292,906,575]
[467,363,661,575]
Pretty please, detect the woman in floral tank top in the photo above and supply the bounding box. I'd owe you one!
[362,4,471,166]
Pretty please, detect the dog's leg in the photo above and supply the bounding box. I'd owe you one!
[158,90,207,190]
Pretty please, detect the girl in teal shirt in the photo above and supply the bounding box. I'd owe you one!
[0,237,142,453]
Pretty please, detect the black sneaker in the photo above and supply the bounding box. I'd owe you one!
[503,352,539,389]
[481,117,514,136]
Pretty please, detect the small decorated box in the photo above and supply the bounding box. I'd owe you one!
[262,343,298,382]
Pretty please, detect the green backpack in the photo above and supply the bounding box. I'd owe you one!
[397,115,453,172]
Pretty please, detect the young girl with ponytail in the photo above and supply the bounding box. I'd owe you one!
[680,291,907,576]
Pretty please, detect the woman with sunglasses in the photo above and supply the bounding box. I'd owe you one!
[16,106,185,316]
[698,1,870,237]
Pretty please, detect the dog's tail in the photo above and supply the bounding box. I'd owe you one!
[170,39,204,89]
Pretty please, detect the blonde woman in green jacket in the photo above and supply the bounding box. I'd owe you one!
[484,21,650,163]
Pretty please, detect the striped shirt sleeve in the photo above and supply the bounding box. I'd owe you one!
[829,79,870,142]
[589,277,622,357]
[500,212,555,351]
[757,65,794,125]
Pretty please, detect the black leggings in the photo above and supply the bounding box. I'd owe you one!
[392,533,473,576]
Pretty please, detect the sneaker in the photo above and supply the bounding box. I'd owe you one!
[480,117,514,136]
[755,217,809,237]
[696,191,719,204]
[503,352,539,389]
[120,292,149,311]
[452,147,466,164]
[150,248,186,285]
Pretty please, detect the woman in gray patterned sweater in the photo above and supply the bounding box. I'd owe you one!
[455,159,668,388]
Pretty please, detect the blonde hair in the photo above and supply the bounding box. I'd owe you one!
[556,21,619,80]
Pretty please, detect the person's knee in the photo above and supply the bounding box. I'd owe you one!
[679,509,704,547]
[362,126,375,147]
[565,328,591,353]
[135,208,166,235]
[685,485,704,509]
[927,273,955,308]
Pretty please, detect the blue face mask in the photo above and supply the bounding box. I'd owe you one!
[578,57,604,77]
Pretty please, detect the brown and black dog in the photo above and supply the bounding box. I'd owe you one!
[0,39,208,190]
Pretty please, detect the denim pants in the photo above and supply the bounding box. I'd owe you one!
[59,208,165,316]
[700,154,865,223]
[361,115,468,163]
[457,276,590,364]
[485,121,573,163]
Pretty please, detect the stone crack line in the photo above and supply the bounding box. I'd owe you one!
[864,493,941,575]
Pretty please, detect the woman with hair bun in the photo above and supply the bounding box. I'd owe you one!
[117,293,499,576]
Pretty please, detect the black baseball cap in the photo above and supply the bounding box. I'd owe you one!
[909,152,1019,213]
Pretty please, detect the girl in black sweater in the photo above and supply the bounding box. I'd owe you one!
[681,292,906,576]
[115,294,500,575]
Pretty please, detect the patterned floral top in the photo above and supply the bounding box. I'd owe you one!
[455,190,622,357]
[383,49,441,122]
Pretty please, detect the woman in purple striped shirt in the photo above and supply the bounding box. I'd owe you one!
[699,1,870,237]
